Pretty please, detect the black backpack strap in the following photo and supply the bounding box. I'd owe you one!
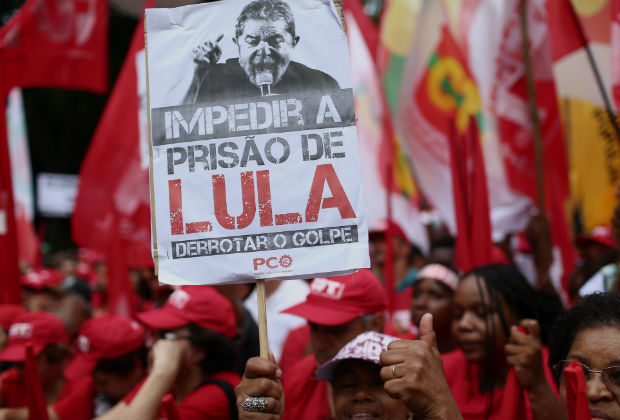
[200,379,239,420]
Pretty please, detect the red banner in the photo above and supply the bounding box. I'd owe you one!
[0,0,108,94]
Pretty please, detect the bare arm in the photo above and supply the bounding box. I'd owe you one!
[95,339,185,420]
[0,406,58,420]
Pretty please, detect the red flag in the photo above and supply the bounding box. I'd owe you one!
[547,0,587,61]
[448,116,494,273]
[106,213,137,317]
[487,0,573,297]
[0,0,108,93]
[0,97,21,304]
[496,368,527,420]
[25,345,49,420]
[564,361,592,420]
[72,12,152,269]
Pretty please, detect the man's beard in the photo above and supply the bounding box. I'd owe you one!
[241,52,290,88]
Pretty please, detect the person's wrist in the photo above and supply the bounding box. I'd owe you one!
[424,398,462,420]
[523,373,548,393]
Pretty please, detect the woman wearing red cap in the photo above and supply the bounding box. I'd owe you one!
[97,286,240,420]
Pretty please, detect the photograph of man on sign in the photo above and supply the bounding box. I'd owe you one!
[183,0,341,103]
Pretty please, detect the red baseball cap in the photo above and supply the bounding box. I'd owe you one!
[0,311,68,361]
[136,286,237,338]
[20,267,64,291]
[65,314,145,380]
[369,221,408,241]
[0,305,27,331]
[576,226,617,249]
[281,269,387,326]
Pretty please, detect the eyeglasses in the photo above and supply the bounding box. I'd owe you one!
[553,360,620,392]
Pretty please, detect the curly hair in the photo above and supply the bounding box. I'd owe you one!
[547,293,620,384]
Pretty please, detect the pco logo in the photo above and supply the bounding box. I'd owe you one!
[253,254,293,270]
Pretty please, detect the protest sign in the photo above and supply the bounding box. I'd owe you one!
[145,0,369,285]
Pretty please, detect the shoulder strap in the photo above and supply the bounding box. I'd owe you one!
[200,378,238,420]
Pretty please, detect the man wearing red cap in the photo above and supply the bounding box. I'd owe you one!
[97,286,240,420]
[20,268,65,312]
[0,312,72,412]
[277,269,387,420]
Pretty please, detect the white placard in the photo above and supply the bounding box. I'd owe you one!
[146,0,369,285]
[36,173,79,217]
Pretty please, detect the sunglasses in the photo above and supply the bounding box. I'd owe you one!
[554,360,620,392]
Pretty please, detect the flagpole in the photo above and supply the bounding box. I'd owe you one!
[519,0,556,292]
[566,0,620,146]
[519,0,546,216]
[384,163,395,317]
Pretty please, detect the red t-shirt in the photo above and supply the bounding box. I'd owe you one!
[0,367,82,409]
[123,371,241,420]
[53,376,95,420]
[444,348,557,420]
[279,324,310,374]
[282,355,330,420]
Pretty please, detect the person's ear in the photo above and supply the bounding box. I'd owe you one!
[293,36,300,47]
[233,37,238,46]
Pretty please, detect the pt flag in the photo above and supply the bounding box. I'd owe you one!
[0,0,108,93]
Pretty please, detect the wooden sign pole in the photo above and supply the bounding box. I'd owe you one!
[256,279,270,359]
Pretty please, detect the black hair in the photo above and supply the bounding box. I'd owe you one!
[94,346,148,376]
[463,264,564,418]
[42,343,71,364]
[235,0,296,39]
[465,264,563,345]
[186,323,237,376]
[548,293,620,384]
[430,236,455,252]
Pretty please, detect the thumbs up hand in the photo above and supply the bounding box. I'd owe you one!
[379,314,462,419]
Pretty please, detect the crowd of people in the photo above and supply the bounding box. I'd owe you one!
[0,197,618,420]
